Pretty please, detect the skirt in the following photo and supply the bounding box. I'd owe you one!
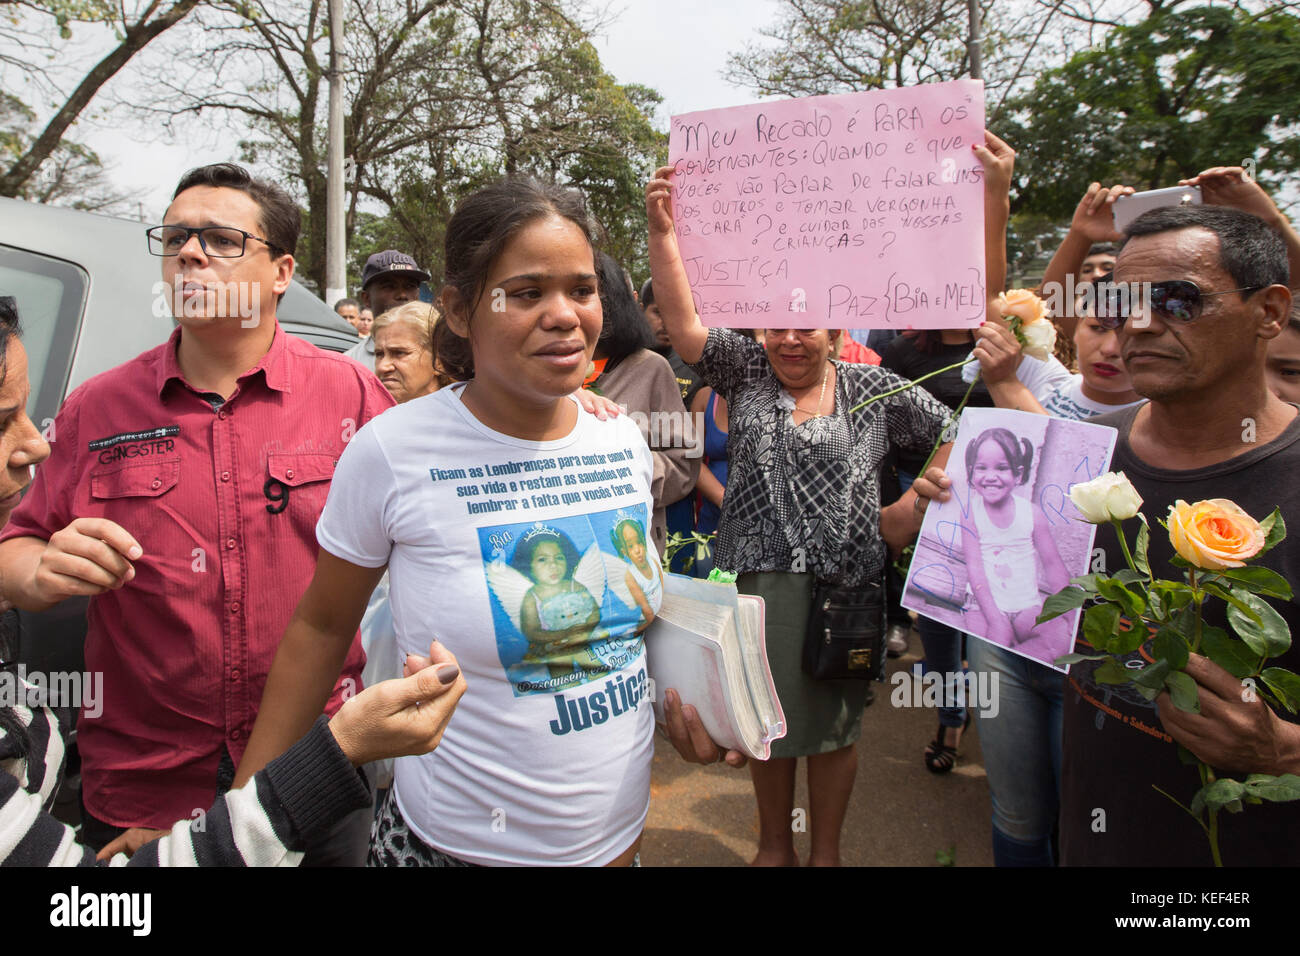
[739,571,872,759]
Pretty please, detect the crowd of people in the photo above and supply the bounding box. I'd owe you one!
[2,120,1299,868]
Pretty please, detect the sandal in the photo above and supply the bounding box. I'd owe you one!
[923,713,971,774]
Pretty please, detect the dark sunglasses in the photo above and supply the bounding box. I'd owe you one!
[1093,279,1264,330]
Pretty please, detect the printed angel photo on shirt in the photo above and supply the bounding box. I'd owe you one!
[610,516,662,631]
[484,521,646,683]
[959,426,1072,658]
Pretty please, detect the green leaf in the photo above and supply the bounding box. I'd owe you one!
[1226,589,1292,658]
[1133,683,1161,701]
[1068,574,1102,592]
[1082,602,1121,652]
[1151,625,1189,670]
[1202,582,1261,623]
[1216,566,1293,600]
[1054,652,1108,666]
[1130,658,1171,690]
[1176,743,1201,766]
[1164,669,1200,713]
[1134,520,1151,575]
[1093,657,1133,685]
[1257,508,1286,556]
[1147,591,1166,620]
[1170,553,1192,569]
[1114,568,1148,586]
[1242,773,1300,803]
[1199,778,1246,813]
[1037,587,1090,624]
[1260,668,1300,714]
[1096,579,1146,618]
[1200,626,1261,680]
[1111,618,1150,656]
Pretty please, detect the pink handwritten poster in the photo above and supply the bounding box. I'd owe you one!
[668,80,986,330]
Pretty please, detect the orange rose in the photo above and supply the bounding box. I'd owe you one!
[997,289,1050,325]
[1167,499,1266,570]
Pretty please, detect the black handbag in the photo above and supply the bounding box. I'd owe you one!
[802,578,887,681]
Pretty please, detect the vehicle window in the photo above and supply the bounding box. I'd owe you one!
[0,245,86,428]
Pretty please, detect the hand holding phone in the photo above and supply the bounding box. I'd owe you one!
[1112,185,1202,233]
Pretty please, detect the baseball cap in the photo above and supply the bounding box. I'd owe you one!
[361,250,431,290]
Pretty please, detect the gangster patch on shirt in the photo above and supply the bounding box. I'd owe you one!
[87,425,180,464]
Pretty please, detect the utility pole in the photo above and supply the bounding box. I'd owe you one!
[324,0,346,306]
[967,0,982,80]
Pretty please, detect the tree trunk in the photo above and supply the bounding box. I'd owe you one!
[0,0,203,197]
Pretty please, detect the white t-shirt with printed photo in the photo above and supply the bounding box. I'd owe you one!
[317,384,660,866]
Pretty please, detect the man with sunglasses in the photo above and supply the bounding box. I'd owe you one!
[1056,204,1300,865]
[917,203,1299,864]
[0,163,396,864]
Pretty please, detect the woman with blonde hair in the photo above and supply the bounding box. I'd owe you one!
[371,300,454,403]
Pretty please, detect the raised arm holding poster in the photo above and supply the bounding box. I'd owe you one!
[668,78,986,330]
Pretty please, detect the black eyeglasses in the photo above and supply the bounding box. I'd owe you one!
[146,225,281,258]
[1093,279,1264,329]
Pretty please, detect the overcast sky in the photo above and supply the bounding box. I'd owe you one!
[75,0,782,219]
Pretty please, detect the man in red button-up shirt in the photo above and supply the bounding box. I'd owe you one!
[0,164,395,861]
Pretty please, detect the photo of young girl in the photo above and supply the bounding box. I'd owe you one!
[902,407,1117,670]
[611,517,662,629]
[482,508,659,691]
[507,526,605,679]
[960,427,1071,658]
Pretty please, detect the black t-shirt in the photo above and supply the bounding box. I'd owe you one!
[1060,402,1300,866]
[880,336,992,474]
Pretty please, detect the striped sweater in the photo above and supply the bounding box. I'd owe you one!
[1,691,370,866]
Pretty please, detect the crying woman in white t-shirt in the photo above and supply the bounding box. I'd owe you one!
[236,177,745,868]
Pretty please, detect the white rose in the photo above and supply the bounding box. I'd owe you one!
[1069,471,1144,524]
[1020,318,1057,362]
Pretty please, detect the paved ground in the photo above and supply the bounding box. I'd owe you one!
[642,633,995,866]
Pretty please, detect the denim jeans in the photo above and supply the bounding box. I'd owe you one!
[915,615,967,728]
[966,637,1064,867]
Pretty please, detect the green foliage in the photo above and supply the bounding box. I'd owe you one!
[1082,601,1121,652]
[1150,625,1189,671]
[724,0,1011,100]
[1199,625,1259,680]
[1039,490,1300,866]
[1164,669,1200,714]
[1215,566,1293,601]
[168,0,665,292]
[1258,509,1288,556]
[0,92,134,211]
[662,531,715,573]
[1004,5,1300,220]
[1260,668,1300,714]
[1226,589,1292,658]
[1036,586,1089,624]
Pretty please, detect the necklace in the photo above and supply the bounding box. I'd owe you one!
[793,363,831,417]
